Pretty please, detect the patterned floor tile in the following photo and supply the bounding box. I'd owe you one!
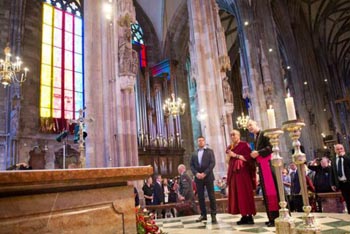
[156,212,350,234]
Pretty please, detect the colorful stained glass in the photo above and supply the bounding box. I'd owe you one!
[65,13,73,32]
[53,88,62,110]
[41,86,52,108]
[74,35,82,54]
[53,47,62,67]
[75,17,82,36]
[41,64,52,86]
[42,44,52,65]
[64,90,73,111]
[43,4,53,25]
[64,50,73,70]
[53,109,61,118]
[54,8,62,28]
[74,53,82,72]
[53,28,62,47]
[42,24,53,45]
[64,32,73,51]
[64,70,73,90]
[53,67,62,88]
[64,111,73,119]
[40,108,51,118]
[40,2,84,130]
[74,72,83,91]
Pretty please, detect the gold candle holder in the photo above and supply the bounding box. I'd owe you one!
[282,120,320,234]
[264,128,295,234]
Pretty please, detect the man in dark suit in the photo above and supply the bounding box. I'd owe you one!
[190,136,217,223]
[153,174,164,205]
[331,144,350,214]
[177,164,197,216]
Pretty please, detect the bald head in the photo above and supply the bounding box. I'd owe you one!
[334,144,345,156]
[230,129,241,144]
[230,129,240,137]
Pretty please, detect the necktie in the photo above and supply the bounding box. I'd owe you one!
[338,157,343,178]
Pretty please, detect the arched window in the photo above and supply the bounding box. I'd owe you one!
[131,22,147,68]
[40,0,84,132]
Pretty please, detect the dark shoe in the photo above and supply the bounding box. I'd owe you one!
[196,215,207,222]
[246,215,254,224]
[237,216,248,225]
[265,221,270,225]
[211,215,218,224]
[266,221,275,227]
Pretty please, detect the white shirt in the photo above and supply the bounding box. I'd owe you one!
[163,185,169,203]
[336,155,347,181]
[198,148,204,166]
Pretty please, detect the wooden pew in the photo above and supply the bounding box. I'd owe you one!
[316,192,344,213]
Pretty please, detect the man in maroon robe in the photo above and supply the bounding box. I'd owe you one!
[226,130,256,225]
[248,120,279,227]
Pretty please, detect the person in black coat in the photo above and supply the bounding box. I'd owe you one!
[190,136,217,223]
[331,144,350,214]
[153,174,164,205]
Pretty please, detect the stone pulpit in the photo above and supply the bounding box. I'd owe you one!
[0,167,153,234]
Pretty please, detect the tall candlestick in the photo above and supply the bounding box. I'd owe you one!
[285,90,297,120]
[267,105,276,129]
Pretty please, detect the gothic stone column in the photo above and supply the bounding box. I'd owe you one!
[188,0,228,178]
[84,0,138,167]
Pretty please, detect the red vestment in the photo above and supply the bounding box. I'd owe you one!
[227,141,257,216]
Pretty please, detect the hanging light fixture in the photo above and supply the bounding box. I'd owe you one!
[0,45,28,87]
[163,93,186,117]
[236,112,250,130]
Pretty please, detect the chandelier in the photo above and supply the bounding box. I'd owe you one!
[0,45,28,87]
[163,93,186,117]
[236,112,250,130]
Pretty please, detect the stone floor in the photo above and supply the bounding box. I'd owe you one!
[156,212,350,234]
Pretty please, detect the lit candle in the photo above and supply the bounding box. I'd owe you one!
[267,105,276,129]
[285,90,297,120]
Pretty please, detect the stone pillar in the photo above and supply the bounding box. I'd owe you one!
[84,0,139,167]
[233,0,289,157]
[187,0,228,177]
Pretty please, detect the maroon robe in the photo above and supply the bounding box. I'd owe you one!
[227,141,257,216]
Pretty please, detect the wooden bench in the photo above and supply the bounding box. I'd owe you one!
[316,192,344,213]
[144,193,345,218]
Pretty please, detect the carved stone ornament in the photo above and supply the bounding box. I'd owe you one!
[118,13,133,27]
[120,75,136,92]
[222,77,233,104]
[219,55,231,72]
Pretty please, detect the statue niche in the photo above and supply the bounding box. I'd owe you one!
[222,77,233,104]
[118,14,139,77]
[28,147,46,169]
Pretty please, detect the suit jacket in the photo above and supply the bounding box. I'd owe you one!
[179,172,194,201]
[153,182,164,205]
[190,147,216,182]
[255,130,272,157]
[330,153,350,188]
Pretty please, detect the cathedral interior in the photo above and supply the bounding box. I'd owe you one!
[1,0,350,233]
[1,0,349,176]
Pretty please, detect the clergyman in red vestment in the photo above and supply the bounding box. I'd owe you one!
[248,120,279,227]
[226,129,256,225]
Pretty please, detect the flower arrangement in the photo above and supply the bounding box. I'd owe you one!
[136,208,167,234]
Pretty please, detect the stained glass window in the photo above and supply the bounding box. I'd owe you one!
[40,0,84,132]
[131,23,147,68]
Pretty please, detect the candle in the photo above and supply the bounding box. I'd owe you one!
[267,105,276,129]
[285,90,297,120]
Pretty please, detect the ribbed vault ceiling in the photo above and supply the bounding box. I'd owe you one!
[301,0,350,84]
